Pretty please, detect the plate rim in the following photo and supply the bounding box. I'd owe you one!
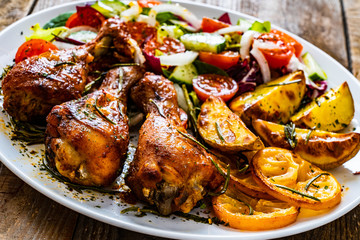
[0,1,359,239]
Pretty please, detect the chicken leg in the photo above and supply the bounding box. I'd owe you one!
[45,66,145,186]
[126,73,224,215]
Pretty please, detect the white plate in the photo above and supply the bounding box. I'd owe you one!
[0,1,359,239]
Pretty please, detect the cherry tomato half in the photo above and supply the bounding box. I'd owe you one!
[199,51,240,70]
[15,39,58,64]
[137,0,162,8]
[255,30,295,69]
[193,74,239,102]
[201,17,230,33]
[65,6,106,29]
[271,29,303,58]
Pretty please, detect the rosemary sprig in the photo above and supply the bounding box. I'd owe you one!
[284,122,297,149]
[215,121,225,143]
[9,118,45,145]
[94,98,116,124]
[264,79,302,88]
[305,130,313,144]
[54,61,75,67]
[110,63,140,68]
[182,84,198,136]
[208,163,230,196]
[208,157,226,178]
[305,173,330,191]
[83,72,107,95]
[237,198,254,215]
[149,99,166,118]
[42,158,119,194]
[176,129,209,152]
[274,184,320,201]
[238,164,249,174]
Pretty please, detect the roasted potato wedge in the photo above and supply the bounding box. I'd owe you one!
[251,147,341,210]
[212,187,299,231]
[252,119,360,169]
[198,96,263,152]
[290,81,354,131]
[229,70,306,125]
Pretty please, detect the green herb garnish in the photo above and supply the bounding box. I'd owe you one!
[208,163,230,196]
[305,173,330,191]
[305,130,313,144]
[9,118,45,145]
[284,122,297,149]
[182,84,199,136]
[83,72,107,95]
[110,63,140,68]
[264,79,302,88]
[54,61,75,67]
[275,184,320,201]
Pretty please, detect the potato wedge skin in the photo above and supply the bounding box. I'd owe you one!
[290,81,354,131]
[198,96,263,152]
[229,70,306,125]
[251,147,341,210]
[252,119,360,169]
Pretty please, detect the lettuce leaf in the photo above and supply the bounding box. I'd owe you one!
[43,11,74,29]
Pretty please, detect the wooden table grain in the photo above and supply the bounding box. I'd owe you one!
[0,0,359,239]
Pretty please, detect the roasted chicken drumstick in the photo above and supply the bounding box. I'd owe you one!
[45,66,145,186]
[2,18,144,123]
[126,73,224,215]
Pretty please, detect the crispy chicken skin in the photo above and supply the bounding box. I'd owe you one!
[126,73,224,215]
[2,17,144,123]
[45,66,145,186]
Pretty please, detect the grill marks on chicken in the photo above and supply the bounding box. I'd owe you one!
[126,73,223,215]
[2,18,145,123]
[45,66,145,186]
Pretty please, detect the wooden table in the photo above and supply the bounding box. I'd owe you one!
[0,0,359,239]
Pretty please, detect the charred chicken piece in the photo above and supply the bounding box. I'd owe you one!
[2,18,144,123]
[45,66,145,186]
[126,73,224,215]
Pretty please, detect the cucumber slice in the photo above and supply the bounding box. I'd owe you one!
[91,0,128,18]
[169,64,198,85]
[180,33,226,53]
[302,52,327,81]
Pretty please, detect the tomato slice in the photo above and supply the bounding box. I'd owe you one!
[201,17,230,33]
[199,51,240,70]
[255,30,295,69]
[15,39,58,64]
[271,29,303,58]
[137,0,162,8]
[193,74,238,102]
[65,6,106,29]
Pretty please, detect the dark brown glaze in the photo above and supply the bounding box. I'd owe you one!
[126,73,224,215]
[45,66,145,186]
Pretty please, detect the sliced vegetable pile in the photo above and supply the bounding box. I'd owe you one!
[10,0,359,232]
